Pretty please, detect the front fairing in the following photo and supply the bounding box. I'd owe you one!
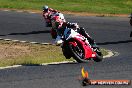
[63,28,96,59]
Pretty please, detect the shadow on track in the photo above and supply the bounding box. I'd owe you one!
[0,30,50,36]
[97,39,132,45]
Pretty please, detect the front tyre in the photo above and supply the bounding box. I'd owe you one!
[68,42,89,63]
[93,48,103,62]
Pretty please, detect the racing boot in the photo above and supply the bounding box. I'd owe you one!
[55,35,63,45]
[46,22,52,27]
[86,37,98,48]
[77,27,98,48]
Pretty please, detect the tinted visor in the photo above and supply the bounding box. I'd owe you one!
[44,8,48,12]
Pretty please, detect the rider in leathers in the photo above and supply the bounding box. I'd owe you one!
[52,17,96,47]
[58,22,96,47]
[42,5,58,27]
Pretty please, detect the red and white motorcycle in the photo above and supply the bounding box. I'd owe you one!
[61,28,103,63]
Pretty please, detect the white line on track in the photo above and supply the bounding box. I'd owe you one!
[3,10,9,11]
[0,65,22,70]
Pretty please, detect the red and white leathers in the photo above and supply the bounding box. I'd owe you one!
[50,15,65,44]
[56,12,66,23]
[50,15,67,44]
[42,8,58,27]
[51,15,64,29]
[51,12,66,26]
[53,22,80,44]
[43,8,58,19]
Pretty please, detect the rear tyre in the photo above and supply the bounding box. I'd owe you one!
[62,45,72,59]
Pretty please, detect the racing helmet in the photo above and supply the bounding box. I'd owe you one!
[70,23,79,30]
[43,5,48,12]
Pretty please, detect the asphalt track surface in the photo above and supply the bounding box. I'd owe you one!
[0,10,132,88]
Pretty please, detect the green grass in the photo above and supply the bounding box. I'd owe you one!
[0,40,108,67]
[0,0,132,14]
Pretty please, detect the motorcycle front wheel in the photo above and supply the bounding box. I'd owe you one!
[93,48,103,62]
[68,42,89,63]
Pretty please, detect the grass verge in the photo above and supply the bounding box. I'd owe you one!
[0,40,108,67]
[0,0,132,14]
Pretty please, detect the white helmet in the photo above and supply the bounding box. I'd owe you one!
[43,5,48,11]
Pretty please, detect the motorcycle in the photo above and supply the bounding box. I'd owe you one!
[61,28,103,63]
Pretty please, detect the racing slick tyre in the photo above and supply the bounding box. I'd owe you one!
[68,41,89,63]
[93,48,103,62]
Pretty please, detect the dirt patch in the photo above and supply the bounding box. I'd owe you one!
[0,43,31,59]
